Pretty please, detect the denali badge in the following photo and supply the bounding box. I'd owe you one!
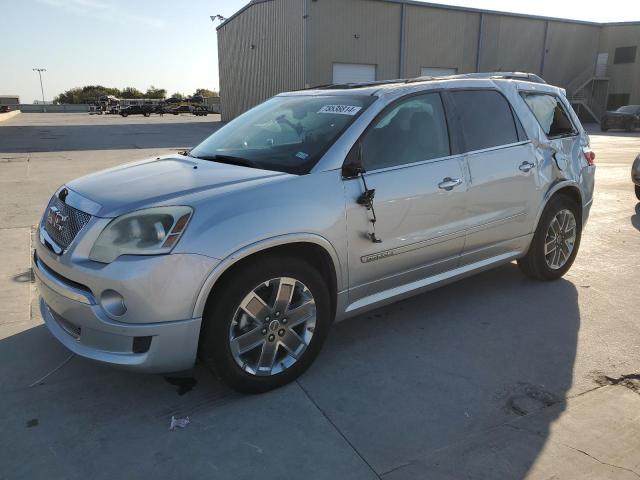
[47,206,68,232]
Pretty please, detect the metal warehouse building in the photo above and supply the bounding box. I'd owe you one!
[217,0,640,122]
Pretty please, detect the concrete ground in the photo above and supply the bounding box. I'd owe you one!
[0,113,639,480]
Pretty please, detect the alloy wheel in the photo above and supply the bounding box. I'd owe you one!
[544,209,577,270]
[229,277,316,376]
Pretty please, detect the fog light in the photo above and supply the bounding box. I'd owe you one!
[100,289,127,317]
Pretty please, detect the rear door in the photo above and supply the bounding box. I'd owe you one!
[344,92,468,305]
[446,89,542,264]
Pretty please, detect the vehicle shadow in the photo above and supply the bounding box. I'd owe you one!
[0,263,579,479]
[632,203,640,231]
[300,262,580,477]
[0,121,224,153]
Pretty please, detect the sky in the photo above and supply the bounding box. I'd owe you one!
[2,0,640,104]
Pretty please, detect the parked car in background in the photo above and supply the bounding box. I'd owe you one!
[601,105,640,132]
[193,105,209,116]
[120,105,154,117]
[0,105,12,113]
[170,105,192,115]
[33,73,595,393]
[633,154,640,200]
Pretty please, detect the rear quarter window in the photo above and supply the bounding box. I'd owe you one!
[521,93,577,139]
[449,90,520,152]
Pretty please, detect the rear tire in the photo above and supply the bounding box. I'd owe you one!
[600,124,608,132]
[635,185,640,201]
[518,195,582,281]
[199,255,332,393]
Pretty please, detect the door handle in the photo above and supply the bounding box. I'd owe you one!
[438,177,463,191]
[519,161,535,172]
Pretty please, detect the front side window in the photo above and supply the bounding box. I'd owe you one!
[190,95,374,174]
[449,90,519,152]
[360,92,450,171]
[522,93,577,139]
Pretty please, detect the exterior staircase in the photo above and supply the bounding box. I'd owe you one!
[566,65,610,124]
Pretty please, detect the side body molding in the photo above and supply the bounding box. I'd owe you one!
[192,233,344,319]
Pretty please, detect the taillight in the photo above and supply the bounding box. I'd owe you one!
[583,150,596,166]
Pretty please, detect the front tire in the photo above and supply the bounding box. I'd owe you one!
[518,195,582,281]
[635,185,640,201]
[199,255,332,393]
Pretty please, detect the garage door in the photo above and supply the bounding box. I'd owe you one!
[420,67,457,77]
[332,63,376,84]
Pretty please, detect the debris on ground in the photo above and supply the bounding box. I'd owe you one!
[28,354,75,387]
[169,415,191,431]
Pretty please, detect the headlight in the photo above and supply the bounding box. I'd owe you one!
[89,206,193,263]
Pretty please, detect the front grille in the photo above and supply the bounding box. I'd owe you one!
[44,195,92,250]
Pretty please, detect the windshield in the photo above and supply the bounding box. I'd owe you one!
[190,95,374,174]
[616,105,640,114]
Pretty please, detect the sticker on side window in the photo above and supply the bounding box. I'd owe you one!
[317,105,362,115]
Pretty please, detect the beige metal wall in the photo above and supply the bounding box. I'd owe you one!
[542,21,601,87]
[217,0,304,121]
[479,15,546,74]
[218,0,640,120]
[307,0,402,86]
[403,5,479,77]
[599,24,640,104]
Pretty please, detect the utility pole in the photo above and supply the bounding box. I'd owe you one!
[33,68,47,112]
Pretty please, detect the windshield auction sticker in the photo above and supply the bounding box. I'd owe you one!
[317,105,362,115]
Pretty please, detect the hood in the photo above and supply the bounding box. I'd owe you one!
[67,155,288,217]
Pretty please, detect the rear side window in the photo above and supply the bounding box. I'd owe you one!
[522,93,577,139]
[360,92,450,171]
[449,90,519,152]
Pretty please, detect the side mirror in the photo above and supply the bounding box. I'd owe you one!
[342,143,364,179]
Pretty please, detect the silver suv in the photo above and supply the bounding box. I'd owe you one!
[34,74,596,392]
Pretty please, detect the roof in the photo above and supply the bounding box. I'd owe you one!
[217,0,640,30]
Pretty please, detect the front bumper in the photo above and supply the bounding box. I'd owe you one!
[34,242,218,373]
[34,252,203,373]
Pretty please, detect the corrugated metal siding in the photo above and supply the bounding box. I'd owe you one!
[307,0,402,86]
[599,25,640,103]
[479,15,546,74]
[542,22,601,88]
[404,5,479,77]
[218,0,640,119]
[217,0,304,121]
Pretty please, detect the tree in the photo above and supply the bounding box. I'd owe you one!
[54,85,121,104]
[194,88,219,98]
[146,86,167,99]
[171,92,184,101]
[121,87,144,99]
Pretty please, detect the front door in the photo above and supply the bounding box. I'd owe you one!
[344,92,468,306]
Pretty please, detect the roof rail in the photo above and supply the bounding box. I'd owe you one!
[309,72,546,91]
[407,72,547,84]
[311,79,407,90]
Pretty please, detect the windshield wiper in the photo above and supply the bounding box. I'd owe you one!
[188,153,262,170]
